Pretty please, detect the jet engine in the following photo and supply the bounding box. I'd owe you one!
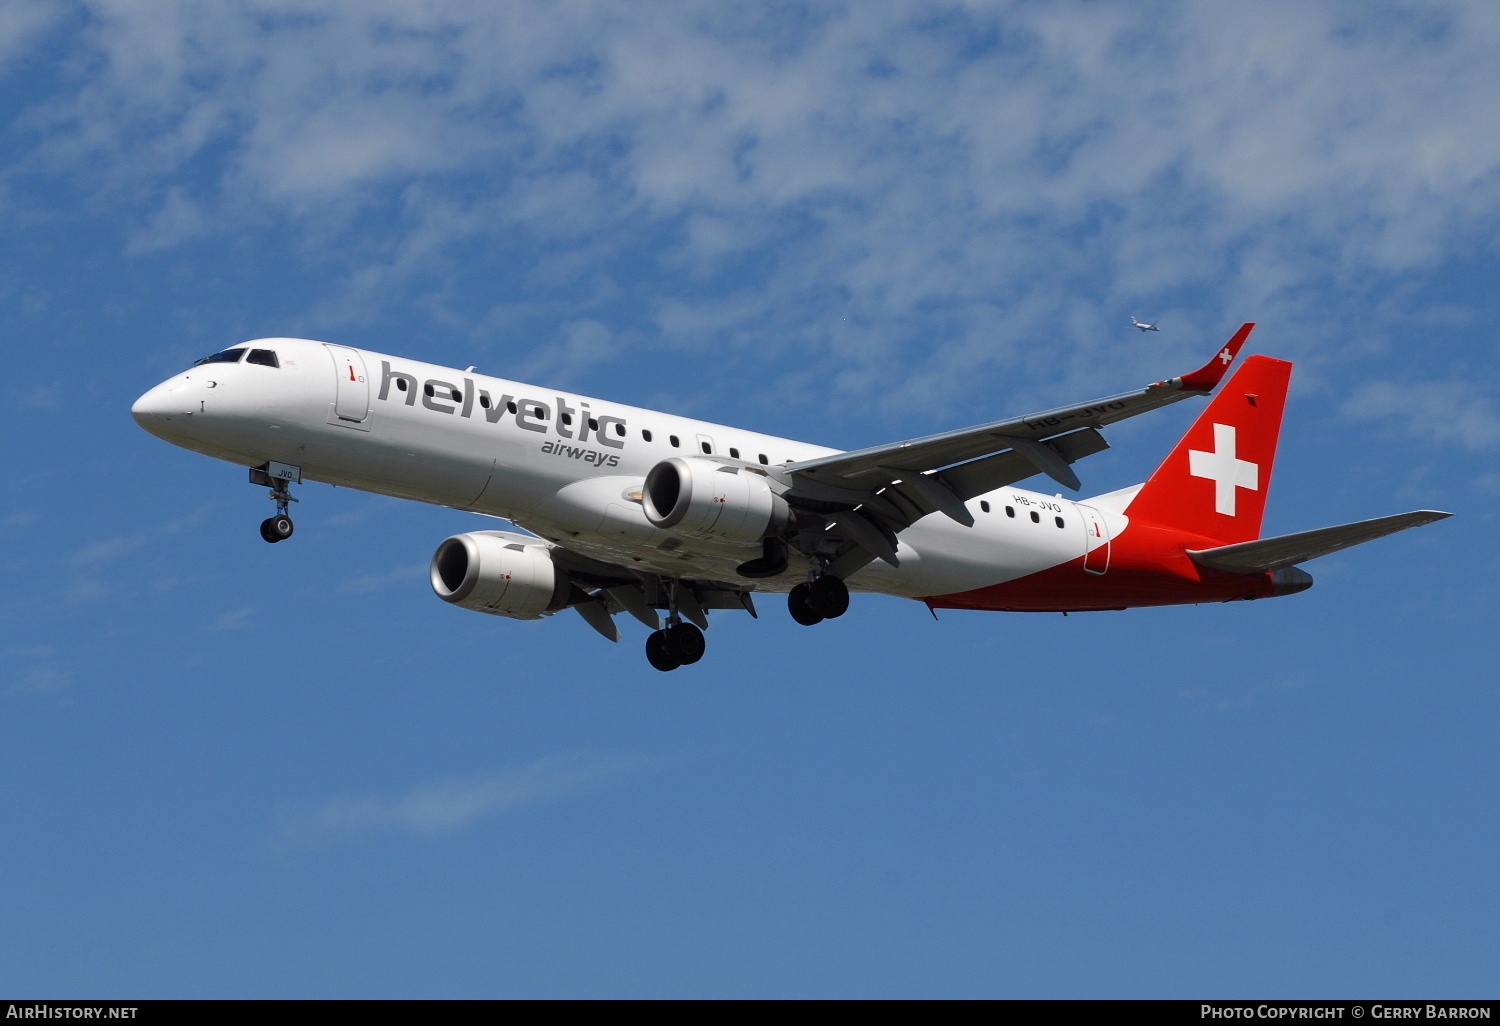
[430,531,569,619]
[642,457,790,545]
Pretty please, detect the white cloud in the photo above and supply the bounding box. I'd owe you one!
[18,663,73,693]
[22,381,62,408]
[0,0,63,72]
[125,185,208,255]
[515,317,618,381]
[69,534,146,567]
[6,646,73,694]
[339,563,426,595]
[207,604,255,631]
[11,1,1500,412]
[1341,379,1500,452]
[275,751,644,848]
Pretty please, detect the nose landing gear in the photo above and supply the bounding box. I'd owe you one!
[250,461,300,544]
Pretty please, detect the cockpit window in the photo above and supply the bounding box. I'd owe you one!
[246,349,280,368]
[194,348,246,366]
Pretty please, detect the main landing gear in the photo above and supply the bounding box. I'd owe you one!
[644,581,710,672]
[645,622,706,672]
[788,574,849,626]
[250,461,300,544]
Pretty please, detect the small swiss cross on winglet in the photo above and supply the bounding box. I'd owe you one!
[1171,323,1256,392]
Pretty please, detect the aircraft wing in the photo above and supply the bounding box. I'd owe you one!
[785,323,1255,504]
[780,324,1258,577]
[543,541,757,640]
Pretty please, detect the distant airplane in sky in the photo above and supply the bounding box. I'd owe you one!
[132,324,1449,671]
[1132,316,1161,332]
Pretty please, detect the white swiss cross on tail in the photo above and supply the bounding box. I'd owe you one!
[1189,423,1259,516]
[1126,350,1288,545]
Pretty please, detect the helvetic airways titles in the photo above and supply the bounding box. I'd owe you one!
[131,323,1450,671]
[378,361,624,467]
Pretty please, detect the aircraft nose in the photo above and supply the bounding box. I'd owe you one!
[131,380,192,433]
[131,384,170,425]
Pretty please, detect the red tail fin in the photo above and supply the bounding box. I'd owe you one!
[1126,355,1292,544]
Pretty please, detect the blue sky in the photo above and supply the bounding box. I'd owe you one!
[2,1,1496,997]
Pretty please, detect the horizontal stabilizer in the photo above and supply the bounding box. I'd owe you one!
[1187,510,1452,574]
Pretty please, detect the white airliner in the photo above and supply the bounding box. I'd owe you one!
[1132,317,1161,332]
[131,324,1449,670]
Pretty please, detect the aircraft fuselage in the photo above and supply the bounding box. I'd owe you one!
[136,337,1189,605]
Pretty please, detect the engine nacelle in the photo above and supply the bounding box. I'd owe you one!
[430,531,568,620]
[642,457,789,544]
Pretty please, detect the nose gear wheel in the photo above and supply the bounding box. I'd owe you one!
[259,515,294,544]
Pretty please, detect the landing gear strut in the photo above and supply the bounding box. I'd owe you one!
[788,574,849,625]
[250,462,300,544]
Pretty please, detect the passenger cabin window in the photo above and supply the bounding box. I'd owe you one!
[980,500,991,513]
[614,423,625,437]
[1006,506,1016,518]
[479,395,491,409]
[1030,510,1040,523]
[560,413,572,425]
[1055,516,1065,529]
[642,429,653,442]
[194,348,245,366]
[246,349,280,368]
[669,435,680,448]
[758,454,768,465]
[396,379,409,391]
[700,441,712,454]
[729,447,740,459]
[588,418,599,432]
[506,401,518,414]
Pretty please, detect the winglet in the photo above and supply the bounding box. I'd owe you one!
[1166,323,1255,392]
